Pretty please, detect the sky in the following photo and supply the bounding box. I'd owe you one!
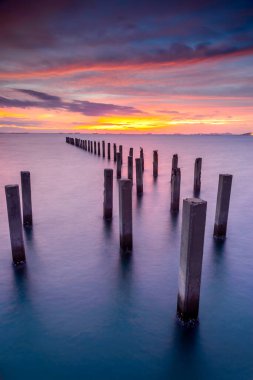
[0,0,253,134]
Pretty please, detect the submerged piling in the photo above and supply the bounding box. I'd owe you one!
[140,147,144,171]
[94,141,97,155]
[153,150,158,178]
[128,156,133,180]
[98,142,101,156]
[91,141,93,153]
[103,169,113,220]
[129,147,133,157]
[135,158,143,195]
[102,141,105,158]
[119,179,132,251]
[21,171,33,226]
[116,152,121,179]
[171,168,181,212]
[177,198,207,323]
[194,158,202,195]
[5,185,26,265]
[171,154,178,181]
[213,174,233,239]
[119,145,123,164]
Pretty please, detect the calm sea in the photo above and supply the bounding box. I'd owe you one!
[0,134,252,380]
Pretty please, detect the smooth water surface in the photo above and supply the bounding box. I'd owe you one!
[0,134,252,380]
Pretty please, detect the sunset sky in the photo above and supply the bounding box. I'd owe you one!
[0,0,253,134]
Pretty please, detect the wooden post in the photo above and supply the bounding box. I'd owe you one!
[5,185,26,265]
[119,180,132,251]
[21,171,33,226]
[140,147,144,171]
[98,142,101,156]
[128,156,133,180]
[113,143,117,162]
[153,150,158,178]
[171,154,178,181]
[103,169,113,220]
[90,141,93,153]
[94,141,97,155]
[119,145,123,164]
[129,147,133,157]
[171,168,181,212]
[108,142,111,160]
[213,174,233,239]
[102,141,105,158]
[116,152,121,179]
[194,158,202,195]
[177,198,207,323]
[135,158,143,195]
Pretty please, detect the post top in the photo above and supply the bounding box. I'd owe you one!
[184,198,207,206]
[21,171,30,175]
[219,174,233,178]
[5,184,19,190]
[104,168,113,174]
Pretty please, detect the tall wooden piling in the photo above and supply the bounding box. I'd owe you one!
[88,140,90,152]
[171,154,178,181]
[116,152,121,179]
[98,142,101,156]
[91,141,93,153]
[171,168,181,212]
[108,142,111,160]
[128,156,133,180]
[177,198,207,323]
[129,147,133,157]
[194,158,202,195]
[21,171,33,226]
[103,169,113,220]
[140,147,144,171]
[213,174,233,239]
[119,179,133,251]
[153,150,158,178]
[135,158,143,195]
[5,185,26,265]
[113,143,117,162]
[94,141,97,155]
[119,145,123,164]
[102,141,105,158]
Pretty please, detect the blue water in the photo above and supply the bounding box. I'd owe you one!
[0,134,252,380]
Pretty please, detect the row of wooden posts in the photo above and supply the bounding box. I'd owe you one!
[3,137,233,325]
[66,136,233,323]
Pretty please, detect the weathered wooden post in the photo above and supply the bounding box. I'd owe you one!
[129,147,133,157]
[171,168,181,212]
[103,169,113,220]
[90,141,93,153]
[119,179,133,251]
[213,174,233,239]
[194,158,202,195]
[140,147,144,171]
[113,143,117,162]
[116,152,121,179]
[171,154,178,181]
[21,171,33,226]
[94,141,97,155]
[98,142,101,156]
[119,145,123,164]
[153,150,158,178]
[135,158,143,195]
[177,198,207,323]
[5,185,26,265]
[102,141,105,158]
[108,142,111,160]
[88,140,90,152]
[128,156,133,180]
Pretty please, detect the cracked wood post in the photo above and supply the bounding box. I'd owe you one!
[213,174,233,239]
[177,198,207,323]
[194,158,202,195]
[135,158,143,195]
[5,185,26,265]
[116,152,121,179]
[171,168,181,212]
[21,171,33,227]
[128,156,133,180]
[103,169,113,220]
[153,150,158,178]
[119,179,132,251]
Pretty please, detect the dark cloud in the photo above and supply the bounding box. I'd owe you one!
[0,89,141,116]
